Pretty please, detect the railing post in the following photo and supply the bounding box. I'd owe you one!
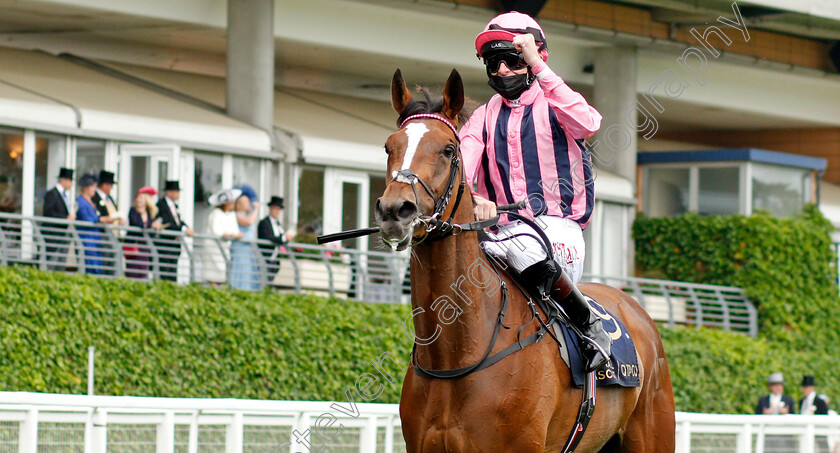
[188,410,199,453]
[737,420,751,453]
[157,411,175,453]
[92,408,107,453]
[359,415,377,453]
[290,413,310,453]
[19,408,38,453]
[226,412,244,453]
[675,419,690,453]
[384,416,395,453]
[754,423,765,453]
[802,420,815,453]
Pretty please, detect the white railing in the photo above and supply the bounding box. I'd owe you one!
[1,393,839,453]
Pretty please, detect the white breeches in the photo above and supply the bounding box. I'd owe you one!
[480,216,585,283]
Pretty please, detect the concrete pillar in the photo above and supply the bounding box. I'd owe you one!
[592,46,638,185]
[226,0,275,132]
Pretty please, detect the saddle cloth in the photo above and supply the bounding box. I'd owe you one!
[550,296,641,388]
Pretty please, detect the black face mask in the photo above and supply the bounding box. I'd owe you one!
[487,71,533,100]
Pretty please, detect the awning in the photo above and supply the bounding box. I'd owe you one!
[0,48,271,154]
[0,78,78,132]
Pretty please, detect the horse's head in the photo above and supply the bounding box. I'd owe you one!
[374,69,466,251]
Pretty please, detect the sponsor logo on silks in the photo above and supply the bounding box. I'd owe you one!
[491,42,508,48]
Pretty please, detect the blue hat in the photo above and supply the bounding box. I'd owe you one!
[235,184,258,202]
[79,174,97,188]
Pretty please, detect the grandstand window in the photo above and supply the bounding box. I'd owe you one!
[34,133,67,217]
[75,139,106,183]
[751,164,809,217]
[698,166,740,215]
[193,152,224,235]
[0,128,25,214]
[646,167,689,217]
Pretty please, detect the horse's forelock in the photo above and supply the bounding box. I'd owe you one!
[396,87,476,129]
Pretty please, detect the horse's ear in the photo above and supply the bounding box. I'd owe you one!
[442,68,464,123]
[391,69,413,115]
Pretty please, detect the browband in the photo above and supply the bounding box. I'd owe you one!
[399,113,460,140]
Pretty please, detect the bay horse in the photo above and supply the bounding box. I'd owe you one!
[374,69,675,452]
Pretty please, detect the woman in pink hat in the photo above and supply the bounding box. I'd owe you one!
[460,11,610,371]
[125,186,163,279]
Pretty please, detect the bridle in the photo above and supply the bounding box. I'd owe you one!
[390,113,466,240]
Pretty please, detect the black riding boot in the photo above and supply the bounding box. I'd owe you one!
[520,259,612,372]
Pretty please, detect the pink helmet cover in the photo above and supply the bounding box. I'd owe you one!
[475,12,547,57]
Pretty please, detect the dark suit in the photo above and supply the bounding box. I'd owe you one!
[257,216,287,279]
[42,187,72,268]
[91,191,116,218]
[799,393,830,415]
[756,394,796,414]
[91,190,117,274]
[155,197,187,281]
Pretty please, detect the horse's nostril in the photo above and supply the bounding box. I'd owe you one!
[397,201,417,221]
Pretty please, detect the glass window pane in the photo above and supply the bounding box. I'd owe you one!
[646,168,689,217]
[601,202,626,277]
[35,133,67,216]
[232,157,261,188]
[193,152,224,235]
[698,167,739,215]
[76,139,105,181]
[0,129,25,214]
[752,164,807,217]
[341,182,360,249]
[297,168,324,238]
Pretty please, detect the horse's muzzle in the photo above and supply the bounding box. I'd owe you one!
[375,198,419,251]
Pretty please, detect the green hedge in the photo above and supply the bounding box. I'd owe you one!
[635,205,840,413]
[0,266,413,402]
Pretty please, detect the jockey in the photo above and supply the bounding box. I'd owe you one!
[460,11,611,371]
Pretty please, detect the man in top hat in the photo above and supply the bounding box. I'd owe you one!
[257,196,288,281]
[42,167,76,269]
[756,372,795,414]
[91,170,124,225]
[800,375,830,415]
[154,180,194,281]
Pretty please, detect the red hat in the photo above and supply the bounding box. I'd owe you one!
[138,186,157,196]
[475,12,547,58]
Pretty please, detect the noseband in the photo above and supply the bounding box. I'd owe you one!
[391,113,466,238]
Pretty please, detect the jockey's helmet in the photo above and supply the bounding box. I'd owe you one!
[475,12,548,60]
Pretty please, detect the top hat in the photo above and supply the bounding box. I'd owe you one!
[164,180,180,191]
[58,167,74,180]
[801,375,816,387]
[767,372,785,385]
[98,170,116,185]
[268,196,284,208]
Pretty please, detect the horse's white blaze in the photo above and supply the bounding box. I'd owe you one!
[400,122,428,173]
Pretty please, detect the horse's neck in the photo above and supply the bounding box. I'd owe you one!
[410,199,503,366]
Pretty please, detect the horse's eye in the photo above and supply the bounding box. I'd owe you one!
[442,144,456,159]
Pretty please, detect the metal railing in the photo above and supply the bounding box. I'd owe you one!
[586,276,758,337]
[0,212,757,334]
[1,392,838,453]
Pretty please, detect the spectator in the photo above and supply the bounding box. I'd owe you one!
[125,186,163,279]
[154,180,194,282]
[257,196,288,282]
[42,167,75,270]
[231,188,260,290]
[756,372,795,414]
[800,375,830,415]
[76,174,114,274]
[91,170,124,225]
[204,188,242,285]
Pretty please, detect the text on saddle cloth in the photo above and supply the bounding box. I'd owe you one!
[555,297,641,388]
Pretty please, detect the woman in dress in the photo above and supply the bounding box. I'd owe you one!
[125,186,163,279]
[230,190,260,290]
[76,174,115,274]
[204,188,242,285]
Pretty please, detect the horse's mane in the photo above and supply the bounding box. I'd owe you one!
[397,86,477,129]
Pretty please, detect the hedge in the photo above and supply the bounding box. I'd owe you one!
[0,266,414,402]
[636,205,840,413]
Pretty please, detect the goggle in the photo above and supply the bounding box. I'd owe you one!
[483,51,528,73]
